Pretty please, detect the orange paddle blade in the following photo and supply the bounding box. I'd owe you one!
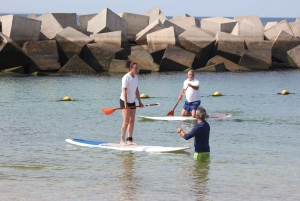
[166,110,174,116]
[102,108,117,115]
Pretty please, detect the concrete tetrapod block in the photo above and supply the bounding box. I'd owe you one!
[78,13,97,35]
[214,31,245,64]
[55,27,94,67]
[287,45,300,68]
[144,6,164,24]
[238,50,270,71]
[28,13,38,20]
[296,18,300,23]
[1,15,41,45]
[233,15,263,28]
[135,19,164,45]
[179,27,215,68]
[289,22,300,38]
[206,55,251,72]
[264,22,278,31]
[264,20,294,41]
[109,59,128,73]
[82,43,127,71]
[169,16,200,30]
[128,45,159,71]
[147,27,177,54]
[160,19,185,39]
[159,44,195,71]
[195,63,227,72]
[272,30,300,63]
[231,21,264,41]
[87,8,127,37]
[59,54,96,73]
[0,32,31,70]
[22,40,61,72]
[119,12,149,42]
[52,13,77,29]
[201,17,237,35]
[245,40,272,64]
[37,12,63,40]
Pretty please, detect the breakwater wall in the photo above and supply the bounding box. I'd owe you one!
[1,7,300,75]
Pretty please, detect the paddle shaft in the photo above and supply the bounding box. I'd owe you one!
[102,103,159,115]
[166,86,189,116]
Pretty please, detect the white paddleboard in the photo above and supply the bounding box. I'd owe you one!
[66,139,190,153]
[138,114,231,121]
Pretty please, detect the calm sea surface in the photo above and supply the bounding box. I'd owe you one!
[0,70,299,201]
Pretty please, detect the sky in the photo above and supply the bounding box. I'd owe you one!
[1,0,299,18]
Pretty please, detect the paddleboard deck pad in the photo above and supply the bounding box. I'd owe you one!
[66,139,190,153]
[138,114,231,121]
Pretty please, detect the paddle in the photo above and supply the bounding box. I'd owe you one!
[166,86,189,116]
[102,103,159,115]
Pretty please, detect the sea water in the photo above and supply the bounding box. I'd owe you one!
[0,71,299,201]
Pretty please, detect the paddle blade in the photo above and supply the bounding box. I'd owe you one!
[166,110,174,116]
[101,108,116,115]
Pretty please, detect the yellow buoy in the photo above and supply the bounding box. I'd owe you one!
[140,94,149,98]
[281,90,289,95]
[62,96,71,101]
[213,92,222,96]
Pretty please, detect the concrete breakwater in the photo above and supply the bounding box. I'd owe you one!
[0,7,300,76]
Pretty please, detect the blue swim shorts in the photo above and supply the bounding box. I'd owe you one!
[183,100,201,113]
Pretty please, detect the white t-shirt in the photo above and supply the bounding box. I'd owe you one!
[120,72,138,103]
[183,78,201,102]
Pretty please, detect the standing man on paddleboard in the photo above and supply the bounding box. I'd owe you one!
[120,61,144,146]
[177,107,210,161]
[178,69,201,118]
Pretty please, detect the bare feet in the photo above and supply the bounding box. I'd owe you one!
[127,141,138,145]
[120,141,129,146]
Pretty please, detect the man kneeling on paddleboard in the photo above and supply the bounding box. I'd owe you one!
[177,107,210,161]
[178,70,201,118]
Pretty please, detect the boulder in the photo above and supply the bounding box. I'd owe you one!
[144,6,165,24]
[51,13,77,29]
[233,15,263,28]
[245,40,272,64]
[287,45,300,68]
[206,55,251,72]
[37,12,64,40]
[264,22,278,30]
[296,18,300,23]
[108,59,128,73]
[160,19,185,39]
[135,19,164,45]
[22,40,61,72]
[264,20,294,41]
[289,22,300,38]
[59,54,95,73]
[169,16,200,30]
[1,15,41,45]
[147,27,177,54]
[201,17,237,35]
[231,21,264,41]
[0,32,31,71]
[78,13,97,35]
[195,63,227,72]
[271,30,300,63]
[28,13,38,20]
[214,31,245,63]
[238,50,270,71]
[55,27,94,66]
[119,12,149,42]
[159,44,195,71]
[82,43,127,71]
[87,8,127,37]
[178,26,215,68]
[128,45,159,71]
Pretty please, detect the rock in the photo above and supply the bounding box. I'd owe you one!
[271,30,300,63]
[78,13,97,35]
[1,66,25,74]
[55,27,94,66]
[169,16,200,30]
[59,54,95,73]
[233,15,263,28]
[135,19,164,45]
[195,63,226,72]
[119,12,149,42]
[108,59,128,73]
[159,44,195,71]
[0,33,31,71]
[82,43,127,71]
[160,19,185,39]
[144,6,165,24]
[28,13,38,20]
[231,21,264,41]
[87,8,127,37]
[37,12,64,40]
[264,20,294,41]
[1,15,41,45]
[264,22,278,31]
[22,40,61,72]
[287,45,300,69]
[51,13,77,29]
[206,55,250,72]
[201,17,237,35]
[128,45,159,71]
[245,40,272,64]
[178,26,215,68]
[289,22,300,38]
[214,31,245,63]
[296,18,300,23]
[238,50,270,71]
[147,27,177,54]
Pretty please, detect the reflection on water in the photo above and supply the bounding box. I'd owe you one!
[191,160,210,200]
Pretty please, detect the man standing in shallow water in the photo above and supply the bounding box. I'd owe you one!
[178,70,201,118]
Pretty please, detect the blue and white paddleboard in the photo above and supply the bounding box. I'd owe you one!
[66,139,190,153]
[138,114,231,121]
